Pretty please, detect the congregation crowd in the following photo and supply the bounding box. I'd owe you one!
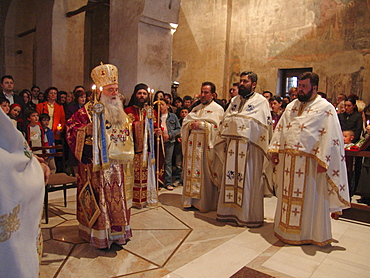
[0,66,367,276]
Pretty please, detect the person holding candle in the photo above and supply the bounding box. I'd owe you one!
[66,63,135,249]
[125,84,159,208]
[36,87,66,141]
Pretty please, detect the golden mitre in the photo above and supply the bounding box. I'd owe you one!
[90,62,118,88]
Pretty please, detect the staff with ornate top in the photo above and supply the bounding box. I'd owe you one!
[66,62,135,249]
[125,84,159,208]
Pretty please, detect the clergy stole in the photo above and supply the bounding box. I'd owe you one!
[278,154,307,234]
[223,139,248,209]
[183,130,207,199]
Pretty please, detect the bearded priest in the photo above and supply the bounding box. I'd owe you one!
[66,63,135,249]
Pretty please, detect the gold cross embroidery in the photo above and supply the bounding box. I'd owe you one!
[299,124,307,131]
[318,128,326,136]
[292,107,299,113]
[325,110,333,117]
[295,169,304,177]
[294,142,303,150]
[239,125,246,131]
[291,207,300,216]
[332,169,340,176]
[294,188,302,197]
[306,107,314,113]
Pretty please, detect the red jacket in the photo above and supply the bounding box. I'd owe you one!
[36,102,66,140]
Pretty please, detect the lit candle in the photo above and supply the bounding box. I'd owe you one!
[99,86,103,92]
[57,123,62,131]
[367,120,370,126]
[92,84,96,91]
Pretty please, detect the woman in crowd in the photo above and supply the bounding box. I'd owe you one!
[338,96,364,196]
[20,89,36,112]
[66,87,87,120]
[66,91,74,105]
[338,97,363,143]
[37,92,45,103]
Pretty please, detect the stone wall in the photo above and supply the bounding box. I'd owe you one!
[173,0,370,103]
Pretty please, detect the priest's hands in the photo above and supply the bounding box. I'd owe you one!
[191,120,202,130]
[85,123,93,136]
[34,155,50,184]
[154,128,169,142]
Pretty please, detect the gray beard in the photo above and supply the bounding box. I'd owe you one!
[100,93,125,126]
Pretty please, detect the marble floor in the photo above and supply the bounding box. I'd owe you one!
[40,187,370,278]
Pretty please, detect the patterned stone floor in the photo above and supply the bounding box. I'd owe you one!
[40,188,370,278]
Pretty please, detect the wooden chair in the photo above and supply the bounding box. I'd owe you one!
[32,145,77,223]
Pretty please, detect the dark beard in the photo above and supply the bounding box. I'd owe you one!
[297,88,313,102]
[134,97,148,107]
[239,85,253,98]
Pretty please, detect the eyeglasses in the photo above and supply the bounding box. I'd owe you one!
[105,88,119,93]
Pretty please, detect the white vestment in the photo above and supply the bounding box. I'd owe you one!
[182,101,224,212]
[213,93,271,227]
[0,109,44,278]
[268,96,350,246]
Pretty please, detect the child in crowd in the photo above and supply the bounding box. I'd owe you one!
[0,98,10,114]
[25,109,47,155]
[8,103,24,133]
[343,130,355,149]
[39,113,57,174]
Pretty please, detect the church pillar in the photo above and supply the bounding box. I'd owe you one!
[35,0,86,91]
[110,0,180,97]
[35,0,53,90]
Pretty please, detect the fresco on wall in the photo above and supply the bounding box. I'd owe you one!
[228,54,240,88]
[262,0,370,100]
[172,60,186,81]
[173,0,370,102]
